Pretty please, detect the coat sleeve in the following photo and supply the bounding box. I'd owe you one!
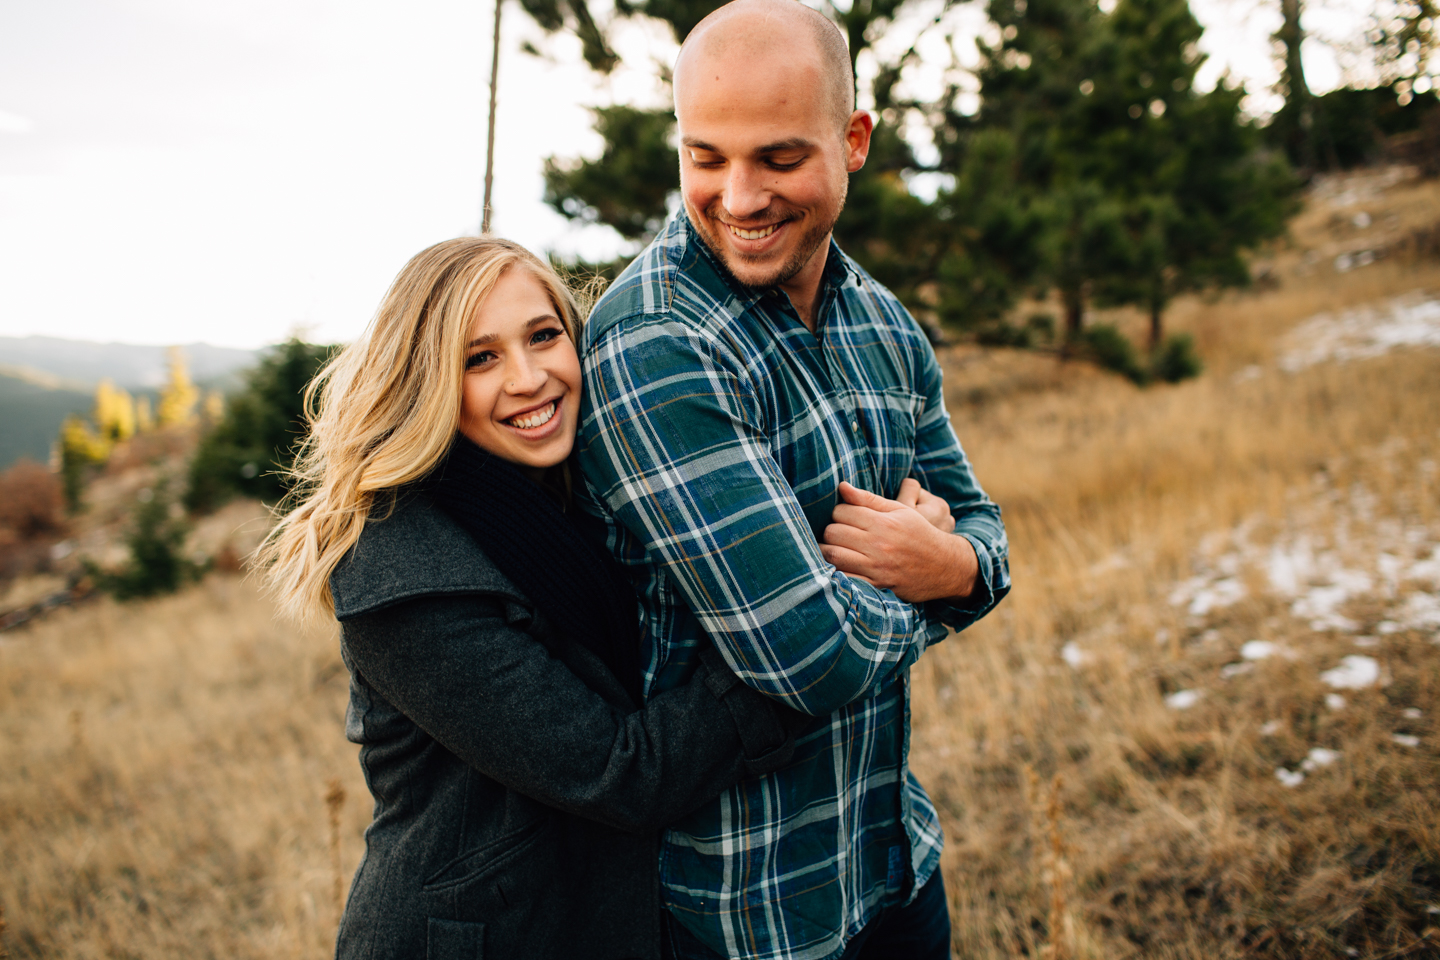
[340,593,801,834]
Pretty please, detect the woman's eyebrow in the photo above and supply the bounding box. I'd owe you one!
[466,314,559,348]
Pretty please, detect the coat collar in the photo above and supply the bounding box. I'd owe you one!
[330,492,523,621]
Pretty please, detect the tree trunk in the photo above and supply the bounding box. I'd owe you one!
[1060,286,1084,358]
[1149,299,1163,351]
[1277,0,1316,172]
[482,0,503,234]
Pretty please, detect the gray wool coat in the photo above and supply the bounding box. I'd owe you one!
[329,493,800,960]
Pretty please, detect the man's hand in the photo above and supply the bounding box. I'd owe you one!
[820,481,978,604]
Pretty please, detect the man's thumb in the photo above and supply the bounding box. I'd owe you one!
[837,481,893,509]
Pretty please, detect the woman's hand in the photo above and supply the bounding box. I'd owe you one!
[895,477,956,533]
[820,480,977,604]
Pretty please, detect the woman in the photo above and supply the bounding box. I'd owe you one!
[258,236,951,959]
[258,237,804,960]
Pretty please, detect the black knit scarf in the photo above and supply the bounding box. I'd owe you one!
[424,436,644,705]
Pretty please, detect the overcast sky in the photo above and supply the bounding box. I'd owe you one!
[0,0,1372,349]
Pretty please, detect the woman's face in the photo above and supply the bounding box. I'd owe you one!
[459,268,582,478]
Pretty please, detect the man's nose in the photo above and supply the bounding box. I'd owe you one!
[723,163,771,220]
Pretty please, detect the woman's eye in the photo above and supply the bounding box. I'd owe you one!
[464,351,496,370]
[531,327,564,345]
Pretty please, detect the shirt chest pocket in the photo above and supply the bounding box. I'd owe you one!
[855,386,925,497]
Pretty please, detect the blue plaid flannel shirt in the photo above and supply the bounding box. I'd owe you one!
[576,212,1010,960]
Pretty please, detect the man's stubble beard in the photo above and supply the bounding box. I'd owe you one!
[690,178,847,294]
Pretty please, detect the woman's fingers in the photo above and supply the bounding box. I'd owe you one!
[913,487,956,533]
[896,477,922,508]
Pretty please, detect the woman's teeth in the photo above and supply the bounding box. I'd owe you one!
[508,402,556,430]
[729,223,779,240]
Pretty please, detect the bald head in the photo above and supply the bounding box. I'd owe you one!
[675,0,854,133]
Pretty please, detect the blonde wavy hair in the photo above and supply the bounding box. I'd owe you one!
[256,237,584,623]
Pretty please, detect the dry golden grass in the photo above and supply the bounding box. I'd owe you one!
[0,577,368,958]
[912,170,1440,959]
[1,168,1437,959]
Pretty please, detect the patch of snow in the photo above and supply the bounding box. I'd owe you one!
[1301,747,1340,770]
[1220,662,1254,679]
[1171,576,1247,617]
[1408,549,1440,583]
[1321,655,1381,689]
[1241,640,1279,660]
[1392,733,1421,747]
[1395,592,1440,631]
[1165,689,1203,710]
[1292,569,1372,632]
[1325,693,1348,710]
[1280,294,1440,372]
[1060,641,1091,669]
[1403,707,1423,719]
[1276,767,1306,787]
[1354,635,1379,648]
[1260,720,1284,736]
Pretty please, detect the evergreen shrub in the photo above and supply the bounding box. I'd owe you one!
[1152,332,1204,383]
[91,482,202,600]
[1081,324,1149,385]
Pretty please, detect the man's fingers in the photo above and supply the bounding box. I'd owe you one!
[837,481,904,511]
[829,504,895,530]
[897,477,921,508]
[822,521,872,551]
[819,543,875,581]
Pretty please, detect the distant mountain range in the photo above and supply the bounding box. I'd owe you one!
[0,336,258,390]
[0,337,261,471]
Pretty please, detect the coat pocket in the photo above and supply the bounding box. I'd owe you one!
[421,818,548,892]
[427,917,484,959]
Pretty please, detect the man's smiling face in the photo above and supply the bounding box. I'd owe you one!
[674,37,869,298]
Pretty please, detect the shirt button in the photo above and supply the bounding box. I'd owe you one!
[851,419,861,432]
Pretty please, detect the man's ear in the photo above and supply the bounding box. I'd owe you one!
[844,110,875,174]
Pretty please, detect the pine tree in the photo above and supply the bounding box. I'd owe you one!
[1086,0,1298,348]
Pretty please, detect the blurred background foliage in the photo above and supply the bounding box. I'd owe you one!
[184,339,335,514]
[534,0,1438,376]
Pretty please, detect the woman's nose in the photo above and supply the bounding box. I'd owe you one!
[503,353,546,394]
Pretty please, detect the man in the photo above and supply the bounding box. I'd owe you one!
[575,1,1010,957]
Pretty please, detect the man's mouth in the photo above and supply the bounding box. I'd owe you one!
[505,400,557,430]
[727,222,781,240]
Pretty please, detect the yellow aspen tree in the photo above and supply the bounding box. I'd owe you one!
[94,379,136,442]
[157,347,199,427]
[135,395,155,433]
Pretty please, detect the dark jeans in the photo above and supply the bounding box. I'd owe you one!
[662,869,951,960]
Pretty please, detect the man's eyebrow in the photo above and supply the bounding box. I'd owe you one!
[466,314,557,348]
[754,137,815,153]
[680,136,815,154]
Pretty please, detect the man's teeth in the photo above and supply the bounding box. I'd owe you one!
[509,402,556,430]
[730,223,779,240]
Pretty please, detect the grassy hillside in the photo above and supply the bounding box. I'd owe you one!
[1,167,1437,959]
[0,367,94,469]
